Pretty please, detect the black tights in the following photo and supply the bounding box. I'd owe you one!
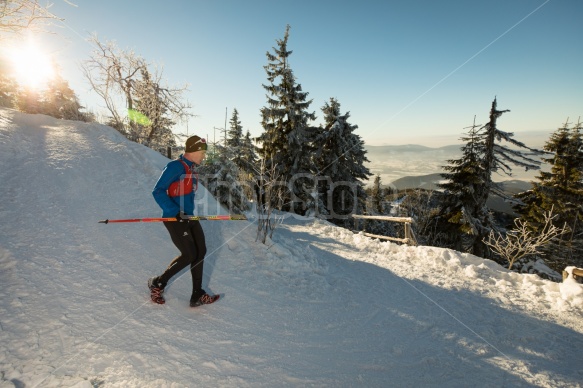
[159,220,207,294]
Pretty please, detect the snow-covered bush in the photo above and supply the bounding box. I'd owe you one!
[483,209,567,270]
[198,151,251,214]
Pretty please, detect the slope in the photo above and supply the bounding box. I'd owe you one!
[0,108,582,387]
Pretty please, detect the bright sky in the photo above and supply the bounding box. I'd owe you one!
[13,0,583,146]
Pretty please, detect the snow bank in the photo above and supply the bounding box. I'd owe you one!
[307,218,583,313]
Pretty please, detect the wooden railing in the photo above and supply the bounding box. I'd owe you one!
[352,215,418,246]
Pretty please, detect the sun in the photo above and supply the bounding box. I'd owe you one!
[5,40,55,90]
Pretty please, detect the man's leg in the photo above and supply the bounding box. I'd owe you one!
[158,221,198,285]
[188,220,207,293]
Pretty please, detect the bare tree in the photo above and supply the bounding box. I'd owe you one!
[81,35,191,146]
[255,158,286,244]
[0,0,61,37]
[80,35,145,132]
[483,209,568,270]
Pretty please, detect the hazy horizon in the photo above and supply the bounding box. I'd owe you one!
[365,128,553,149]
[363,129,550,185]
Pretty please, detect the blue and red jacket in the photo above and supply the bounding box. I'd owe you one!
[152,154,197,217]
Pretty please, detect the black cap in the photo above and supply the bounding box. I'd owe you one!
[185,135,208,152]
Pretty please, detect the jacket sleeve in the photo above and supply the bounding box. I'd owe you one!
[152,162,182,216]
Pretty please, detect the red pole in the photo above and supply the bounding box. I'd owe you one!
[99,215,247,224]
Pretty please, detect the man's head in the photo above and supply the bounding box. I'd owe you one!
[184,135,207,165]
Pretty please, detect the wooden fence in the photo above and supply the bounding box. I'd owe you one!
[352,215,418,246]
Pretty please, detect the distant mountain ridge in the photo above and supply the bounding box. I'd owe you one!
[389,173,533,214]
[364,143,543,185]
[366,144,463,152]
[389,173,444,191]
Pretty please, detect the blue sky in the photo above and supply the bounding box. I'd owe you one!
[25,0,583,146]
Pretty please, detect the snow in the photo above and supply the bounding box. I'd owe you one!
[1,107,582,387]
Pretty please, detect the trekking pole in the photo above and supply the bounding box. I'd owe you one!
[99,214,247,224]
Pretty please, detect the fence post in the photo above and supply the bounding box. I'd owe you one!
[404,222,418,245]
[167,146,172,159]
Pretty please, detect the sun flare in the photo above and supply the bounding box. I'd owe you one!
[5,41,55,90]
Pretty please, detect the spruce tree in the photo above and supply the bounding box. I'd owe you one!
[515,119,583,270]
[438,119,488,251]
[473,98,543,256]
[240,130,258,175]
[225,111,258,175]
[314,98,371,224]
[224,110,257,202]
[258,25,317,213]
[480,98,542,199]
[226,108,245,168]
[371,174,384,214]
[438,99,543,257]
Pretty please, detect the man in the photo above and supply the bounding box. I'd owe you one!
[149,135,218,307]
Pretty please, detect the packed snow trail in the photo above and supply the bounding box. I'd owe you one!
[0,108,582,387]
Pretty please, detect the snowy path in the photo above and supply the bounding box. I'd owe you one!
[1,108,582,387]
